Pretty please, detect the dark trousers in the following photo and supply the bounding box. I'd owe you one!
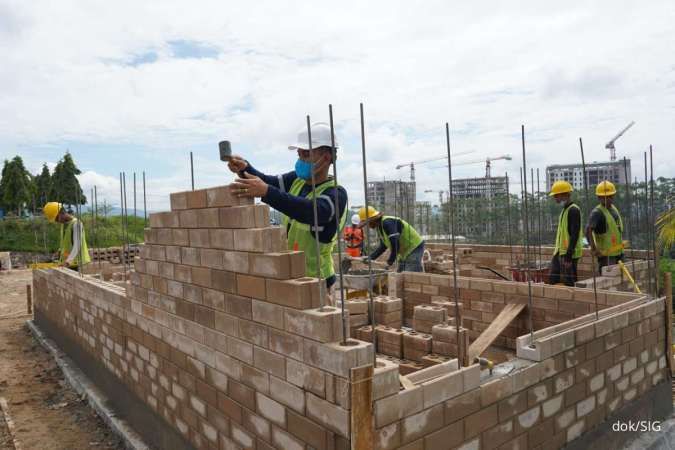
[549,254,578,286]
[597,254,623,274]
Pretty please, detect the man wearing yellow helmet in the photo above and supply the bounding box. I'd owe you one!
[548,181,582,286]
[356,206,425,272]
[43,202,91,269]
[585,180,624,272]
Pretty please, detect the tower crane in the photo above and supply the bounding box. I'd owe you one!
[424,189,447,205]
[438,154,513,178]
[395,150,474,181]
[605,121,635,161]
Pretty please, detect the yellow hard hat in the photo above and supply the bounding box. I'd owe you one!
[595,180,616,197]
[358,206,381,222]
[43,202,62,222]
[549,180,573,196]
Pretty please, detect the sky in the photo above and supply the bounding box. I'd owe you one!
[1,0,673,212]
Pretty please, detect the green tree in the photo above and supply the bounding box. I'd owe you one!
[0,156,33,215]
[50,152,86,207]
[34,163,52,209]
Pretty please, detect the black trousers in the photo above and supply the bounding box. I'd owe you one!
[597,254,623,274]
[549,254,578,286]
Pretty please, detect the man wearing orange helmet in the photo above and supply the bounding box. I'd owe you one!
[585,180,624,272]
[548,181,582,286]
[43,202,91,269]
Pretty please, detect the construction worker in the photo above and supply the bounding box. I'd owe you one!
[227,122,347,289]
[357,207,425,272]
[343,214,364,257]
[43,202,91,270]
[548,181,582,286]
[586,180,624,272]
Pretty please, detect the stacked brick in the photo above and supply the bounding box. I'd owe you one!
[374,296,403,328]
[412,305,446,333]
[33,183,375,450]
[374,296,668,450]
[337,298,369,337]
[402,273,644,350]
[431,323,469,359]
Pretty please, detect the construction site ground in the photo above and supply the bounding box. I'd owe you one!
[0,269,124,450]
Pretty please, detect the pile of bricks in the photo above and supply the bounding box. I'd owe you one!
[413,304,447,333]
[33,183,377,450]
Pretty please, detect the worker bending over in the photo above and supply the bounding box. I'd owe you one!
[228,122,347,289]
[43,202,91,270]
[358,207,425,272]
[343,214,364,257]
[586,180,624,273]
[548,181,582,286]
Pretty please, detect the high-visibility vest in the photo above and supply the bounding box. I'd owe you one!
[591,204,624,257]
[59,218,91,266]
[377,216,423,261]
[281,178,346,279]
[343,226,363,248]
[554,203,583,259]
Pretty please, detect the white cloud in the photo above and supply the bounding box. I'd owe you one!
[0,0,673,208]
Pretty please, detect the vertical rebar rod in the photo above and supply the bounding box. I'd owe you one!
[91,187,95,267]
[190,152,195,191]
[305,116,326,310]
[519,167,524,266]
[520,126,534,343]
[75,187,83,277]
[359,103,377,363]
[119,173,123,279]
[95,185,100,270]
[123,172,129,282]
[133,172,137,219]
[143,171,147,227]
[649,146,657,295]
[622,157,636,275]
[506,172,513,268]
[579,138,599,320]
[644,152,652,296]
[445,123,463,365]
[537,168,543,268]
[328,105,348,344]
[531,168,536,269]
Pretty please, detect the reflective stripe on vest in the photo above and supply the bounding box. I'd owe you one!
[59,218,91,266]
[592,204,624,257]
[281,178,346,279]
[553,203,583,259]
[378,216,423,261]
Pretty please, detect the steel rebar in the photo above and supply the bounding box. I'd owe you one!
[579,138,599,320]
[328,105,348,345]
[644,152,652,296]
[506,172,513,268]
[359,103,377,363]
[190,152,195,191]
[649,146,657,295]
[537,168,543,268]
[521,126,534,343]
[305,116,326,310]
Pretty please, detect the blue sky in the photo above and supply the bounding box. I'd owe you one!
[0,1,673,211]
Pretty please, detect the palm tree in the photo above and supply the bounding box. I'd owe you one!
[656,201,675,256]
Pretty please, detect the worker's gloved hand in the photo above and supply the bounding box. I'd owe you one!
[228,155,248,173]
[231,173,269,198]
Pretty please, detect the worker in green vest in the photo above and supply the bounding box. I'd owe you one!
[585,180,624,272]
[357,206,425,272]
[548,181,582,286]
[43,202,91,269]
[228,122,347,290]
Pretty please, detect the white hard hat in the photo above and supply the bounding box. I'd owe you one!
[351,214,360,225]
[288,122,339,150]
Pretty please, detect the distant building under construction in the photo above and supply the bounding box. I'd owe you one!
[546,160,631,191]
[366,180,416,225]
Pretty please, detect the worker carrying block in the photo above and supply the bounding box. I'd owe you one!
[585,180,624,273]
[356,206,425,272]
[43,202,91,270]
[343,214,364,257]
[227,122,348,290]
[548,181,582,286]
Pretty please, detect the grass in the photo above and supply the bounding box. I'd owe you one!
[0,215,146,253]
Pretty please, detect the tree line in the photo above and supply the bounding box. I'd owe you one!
[0,152,86,216]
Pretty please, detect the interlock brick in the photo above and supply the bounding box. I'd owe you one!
[236,274,266,300]
[172,229,190,246]
[219,204,270,229]
[222,251,250,274]
[265,277,321,309]
[249,252,305,279]
[209,229,234,250]
[233,227,286,253]
[211,269,237,293]
[170,191,188,210]
[403,332,432,362]
[178,209,199,228]
[286,359,326,397]
[285,307,343,343]
[191,267,212,288]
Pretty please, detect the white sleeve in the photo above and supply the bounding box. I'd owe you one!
[65,222,82,265]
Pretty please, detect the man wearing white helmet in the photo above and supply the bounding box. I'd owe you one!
[343,213,364,257]
[228,122,348,289]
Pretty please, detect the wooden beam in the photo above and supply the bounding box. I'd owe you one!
[468,303,526,362]
[664,272,673,376]
[350,365,374,450]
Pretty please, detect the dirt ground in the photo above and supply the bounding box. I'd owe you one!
[0,269,124,450]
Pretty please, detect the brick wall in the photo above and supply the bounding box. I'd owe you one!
[33,184,374,450]
[399,272,644,349]
[373,295,670,449]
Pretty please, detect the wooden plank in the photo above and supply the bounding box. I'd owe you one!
[665,273,673,376]
[350,365,374,450]
[399,375,415,390]
[468,303,526,362]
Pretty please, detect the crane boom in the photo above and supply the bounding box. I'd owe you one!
[395,150,475,181]
[605,121,635,161]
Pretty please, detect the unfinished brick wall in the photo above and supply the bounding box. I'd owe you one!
[374,295,669,449]
[33,184,374,450]
[399,272,644,349]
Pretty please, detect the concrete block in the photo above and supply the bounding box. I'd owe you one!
[186,189,208,209]
[285,307,343,343]
[306,392,350,437]
[249,252,305,279]
[303,340,373,378]
[373,358,400,400]
[236,274,266,299]
[266,277,321,309]
[421,368,464,409]
[219,204,270,229]
[233,227,286,253]
[209,229,234,250]
[170,191,188,210]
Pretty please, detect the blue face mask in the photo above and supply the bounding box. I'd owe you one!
[295,159,313,180]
